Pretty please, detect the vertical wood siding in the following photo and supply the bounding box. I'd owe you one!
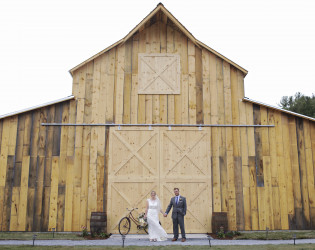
[0,10,314,231]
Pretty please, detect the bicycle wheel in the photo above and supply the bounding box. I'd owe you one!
[118,217,131,235]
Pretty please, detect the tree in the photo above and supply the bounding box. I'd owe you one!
[279,92,315,118]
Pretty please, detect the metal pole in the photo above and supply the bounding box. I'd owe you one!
[266,227,269,240]
[32,234,37,246]
[207,235,211,247]
[41,123,274,128]
[121,234,126,248]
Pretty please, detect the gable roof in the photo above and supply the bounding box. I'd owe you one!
[69,3,248,76]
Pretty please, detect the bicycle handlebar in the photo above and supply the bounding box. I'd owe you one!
[126,208,138,212]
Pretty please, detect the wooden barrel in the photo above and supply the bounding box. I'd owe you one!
[90,212,107,234]
[212,212,228,233]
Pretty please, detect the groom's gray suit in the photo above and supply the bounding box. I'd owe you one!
[165,195,187,239]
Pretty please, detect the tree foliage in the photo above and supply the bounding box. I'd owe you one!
[279,92,315,118]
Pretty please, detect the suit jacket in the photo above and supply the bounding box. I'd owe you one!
[165,196,187,219]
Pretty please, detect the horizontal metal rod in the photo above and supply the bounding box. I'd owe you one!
[41,123,274,127]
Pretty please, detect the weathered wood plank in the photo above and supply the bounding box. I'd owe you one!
[96,156,105,211]
[267,110,280,229]
[257,187,265,230]
[13,115,25,188]
[17,156,30,231]
[281,115,294,224]
[174,30,182,124]
[249,156,259,230]
[166,24,175,124]
[137,28,146,124]
[33,108,48,231]
[64,157,74,231]
[80,62,93,230]
[274,112,289,229]
[234,156,244,230]
[195,47,203,125]
[33,156,45,231]
[123,39,132,124]
[115,44,125,124]
[296,118,310,228]
[202,49,210,124]
[238,76,250,230]
[209,53,217,124]
[144,25,153,124]
[3,156,15,231]
[188,40,196,124]
[159,19,167,124]
[303,120,315,228]
[226,150,236,230]
[9,186,19,231]
[52,104,62,156]
[105,49,116,123]
[253,104,264,187]
[48,157,59,231]
[131,33,139,124]
[288,116,303,229]
[41,105,56,231]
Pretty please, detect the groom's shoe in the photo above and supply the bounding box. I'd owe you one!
[181,238,186,242]
[172,238,177,241]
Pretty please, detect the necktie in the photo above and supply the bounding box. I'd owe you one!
[176,196,179,204]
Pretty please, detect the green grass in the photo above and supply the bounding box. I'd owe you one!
[236,230,315,240]
[0,232,83,240]
[1,245,315,250]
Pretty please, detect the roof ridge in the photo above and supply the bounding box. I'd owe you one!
[69,3,247,76]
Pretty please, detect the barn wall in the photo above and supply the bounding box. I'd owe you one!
[0,100,106,232]
[0,10,315,232]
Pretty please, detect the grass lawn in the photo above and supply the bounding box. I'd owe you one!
[236,230,315,240]
[0,245,315,250]
[0,232,83,240]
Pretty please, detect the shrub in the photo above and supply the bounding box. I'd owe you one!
[81,226,89,237]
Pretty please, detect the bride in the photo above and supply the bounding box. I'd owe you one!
[144,191,168,242]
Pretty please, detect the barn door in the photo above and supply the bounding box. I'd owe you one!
[107,127,212,234]
[107,127,159,233]
[159,128,212,233]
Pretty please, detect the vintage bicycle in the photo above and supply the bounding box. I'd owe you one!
[118,208,148,235]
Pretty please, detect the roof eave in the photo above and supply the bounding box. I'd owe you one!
[242,97,315,122]
[0,95,75,120]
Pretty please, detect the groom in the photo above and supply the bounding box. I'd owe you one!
[164,188,187,242]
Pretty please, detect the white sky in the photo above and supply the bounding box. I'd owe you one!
[0,0,314,116]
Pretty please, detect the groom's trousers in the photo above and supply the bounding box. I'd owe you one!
[173,213,186,239]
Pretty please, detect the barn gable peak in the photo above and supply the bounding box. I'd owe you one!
[69,3,248,76]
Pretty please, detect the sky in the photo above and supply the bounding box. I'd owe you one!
[0,0,314,116]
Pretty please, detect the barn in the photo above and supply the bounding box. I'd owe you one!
[0,3,315,233]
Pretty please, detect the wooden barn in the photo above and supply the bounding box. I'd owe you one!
[0,3,315,233]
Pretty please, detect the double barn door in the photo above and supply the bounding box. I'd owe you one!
[107,127,212,233]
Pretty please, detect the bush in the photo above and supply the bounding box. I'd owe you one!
[81,226,89,237]
[216,226,225,239]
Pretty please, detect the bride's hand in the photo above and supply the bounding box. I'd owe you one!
[144,215,147,219]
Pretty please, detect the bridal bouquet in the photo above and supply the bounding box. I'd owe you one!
[138,212,147,227]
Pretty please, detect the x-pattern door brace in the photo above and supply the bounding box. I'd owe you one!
[163,184,209,227]
[141,57,177,91]
[112,130,158,176]
[163,132,208,176]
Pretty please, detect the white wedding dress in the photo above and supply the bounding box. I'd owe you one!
[147,198,168,241]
